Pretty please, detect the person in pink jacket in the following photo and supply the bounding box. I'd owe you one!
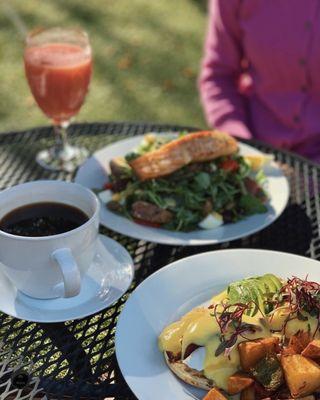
[199,0,320,163]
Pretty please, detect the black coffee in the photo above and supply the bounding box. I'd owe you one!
[0,202,89,237]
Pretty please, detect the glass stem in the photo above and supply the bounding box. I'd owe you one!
[53,121,70,152]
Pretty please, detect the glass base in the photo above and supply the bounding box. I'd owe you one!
[36,144,89,172]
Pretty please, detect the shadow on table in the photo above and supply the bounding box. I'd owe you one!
[158,202,314,264]
[252,203,313,256]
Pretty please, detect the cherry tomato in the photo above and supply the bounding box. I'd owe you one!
[220,159,239,172]
[133,218,161,228]
[103,182,113,190]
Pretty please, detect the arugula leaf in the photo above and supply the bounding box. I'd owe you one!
[175,208,200,231]
[162,197,177,209]
[125,152,140,162]
[194,172,211,190]
[256,169,267,186]
[239,194,267,215]
[145,190,165,208]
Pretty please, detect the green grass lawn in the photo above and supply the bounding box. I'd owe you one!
[0,0,208,133]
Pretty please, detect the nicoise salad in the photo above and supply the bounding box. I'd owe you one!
[98,131,273,232]
[159,274,320,399]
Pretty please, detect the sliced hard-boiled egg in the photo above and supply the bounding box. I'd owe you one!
[244,154,274,171]
[98,189,113,203]
[199,212,223,230]
[98,190,125,205]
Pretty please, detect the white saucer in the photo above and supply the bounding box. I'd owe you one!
[0,235,134,323]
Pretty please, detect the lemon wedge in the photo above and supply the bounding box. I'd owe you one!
[244,154,274,171]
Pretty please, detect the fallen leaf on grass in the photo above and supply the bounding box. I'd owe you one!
[162,79,175,91]
[182,67,195,79]
[117,54,133,70]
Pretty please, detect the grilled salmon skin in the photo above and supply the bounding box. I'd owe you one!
[129,130,238,181]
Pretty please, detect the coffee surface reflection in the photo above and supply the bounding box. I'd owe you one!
[0,202,89,237]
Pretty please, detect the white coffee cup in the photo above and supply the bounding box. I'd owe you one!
[0,180,100,299]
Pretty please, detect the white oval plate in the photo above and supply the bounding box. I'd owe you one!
[75,135,289,245]
[115,249,320,400]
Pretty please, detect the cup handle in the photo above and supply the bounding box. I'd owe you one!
[51,248,81,298]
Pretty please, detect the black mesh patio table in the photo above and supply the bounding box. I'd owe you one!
[0,122,319,400]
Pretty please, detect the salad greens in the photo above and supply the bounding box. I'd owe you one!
[101,133,268,232]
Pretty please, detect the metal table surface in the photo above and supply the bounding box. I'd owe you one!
[0,122,319,400]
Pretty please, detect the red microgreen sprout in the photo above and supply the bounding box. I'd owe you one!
[213,301,262,357]
[270,276,320,337]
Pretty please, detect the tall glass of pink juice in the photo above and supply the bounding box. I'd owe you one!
[24,28,92,172]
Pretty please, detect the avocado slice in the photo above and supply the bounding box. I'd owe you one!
[247,278,267,315]
[262,274,282,291]
[226,274,282,315]
[259,274,282,301]
[228,278,259,316]
[259,274,282,313]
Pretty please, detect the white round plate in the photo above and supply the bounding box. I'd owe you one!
[0,235,134,323]
[75,135,289,245]
[115,249,320,400]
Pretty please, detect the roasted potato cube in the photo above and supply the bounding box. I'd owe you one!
[283,332,311,356]
[301,340,320,359]
[262,337,281,352]
[281,354,320,398]
[276,388,316,399]
[227,372,254,395]
[250,354,283,391]
[203,387,227,400]
[238,337,279,371]
[240,386,255,400]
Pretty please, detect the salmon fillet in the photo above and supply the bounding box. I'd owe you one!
[129,130,238,181]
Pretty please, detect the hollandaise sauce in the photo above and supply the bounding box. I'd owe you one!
[159,305,270,390]
[159,274,320,391]
[269,307,320,338]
